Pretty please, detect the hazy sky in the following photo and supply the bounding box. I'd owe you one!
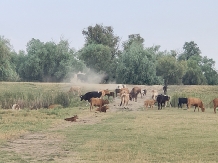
[1,0,218,69]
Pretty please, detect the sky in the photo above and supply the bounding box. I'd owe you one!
[1,0,218,69]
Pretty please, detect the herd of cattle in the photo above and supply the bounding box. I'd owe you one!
[68,85,218,114]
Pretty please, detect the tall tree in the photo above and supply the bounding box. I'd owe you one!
[0,36,19,81]
[156,55,187,85]
[82,24,120,59]
[182,59,207,85]
[116,42,161,85]
[122,34,144,51]
[178,41,201,60]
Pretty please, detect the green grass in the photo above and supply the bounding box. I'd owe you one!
[0,83,218,162]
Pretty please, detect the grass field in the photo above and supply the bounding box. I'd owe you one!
[0,82,218,162]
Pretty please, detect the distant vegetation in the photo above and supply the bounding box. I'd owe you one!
[1,24,218,85]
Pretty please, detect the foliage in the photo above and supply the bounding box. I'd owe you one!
[178,41,201,60]
[116,42,162,85]
[156,55,187,85]
[182,59,207,85]
[18,38,85,82]
[0,36,19,81]
[82,24,120,58]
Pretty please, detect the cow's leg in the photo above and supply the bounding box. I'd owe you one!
[214,106,216,114]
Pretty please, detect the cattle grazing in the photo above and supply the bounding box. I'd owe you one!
[96,105,109,112]
[187,97,205,112]
[178,98,188,108]
[144,99,156,109]
[80,91,102,102]
[105,91,115,99]
[120,93,129,108]
[212,98,218,113]
[12,104,20,110]
[64,115,78,122]
[151,90,158,100]
[89,98,109,112]
[68,86,81,95]
[156,94,170,110]
[142,89,147,96]
[129,87,142,102]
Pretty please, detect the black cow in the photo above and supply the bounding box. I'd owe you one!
[156,94,170,110]
[178,98,188,108]
[80,91,102,102]
[115,89,121,97]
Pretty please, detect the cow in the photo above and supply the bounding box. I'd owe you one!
[96,105,109,112]
[164,95,172,107]
[12,104,20,110]
[105,91,115,99]
[151,90,158,100]
[212,98,218,113]
[156,94,170,110]
[120,88,130,96]
[163,85,168,95]
[142,89,147,96]
[64,115,78,122]
[120,93,129,108]
[80,91,102,102]
[144,99,156,109]
[129,87,142,102]
[68,86,81,96]
[100,89,110,98]
[89,98,109,112]
[187,97,205,112]
[178,98,188,108]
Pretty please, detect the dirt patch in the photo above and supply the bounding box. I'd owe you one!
[1,84,165,162]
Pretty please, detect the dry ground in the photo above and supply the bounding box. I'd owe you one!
[1,84,166,162]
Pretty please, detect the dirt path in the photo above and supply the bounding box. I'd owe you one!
[1,84,164,162]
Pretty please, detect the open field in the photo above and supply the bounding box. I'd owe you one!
[0,82,218,162]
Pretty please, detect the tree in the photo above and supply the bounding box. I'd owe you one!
[122,34,144,51]
[200,56,218,85]
[116,42,161,85]
[182,59,207,85]
[82,24,120,59]
[0,36,19,81]
[178,41,201,60]
[156,55,187,85]
[20,38,85,82]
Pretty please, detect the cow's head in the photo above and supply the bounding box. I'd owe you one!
[103,99,109,105]
[80,95,84,101]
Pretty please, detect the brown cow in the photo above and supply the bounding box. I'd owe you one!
[89,98,109,112]
[187,97,205,112]
[120,93,129,108]
[68,86,81,95]
[212,98,218,113]
[96,105,109,112]
[101,89,110,98]
[144,99,156,109]
[64,115,78,122]
[129,87,142,102]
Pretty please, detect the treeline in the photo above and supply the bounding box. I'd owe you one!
[1,24,218,85]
